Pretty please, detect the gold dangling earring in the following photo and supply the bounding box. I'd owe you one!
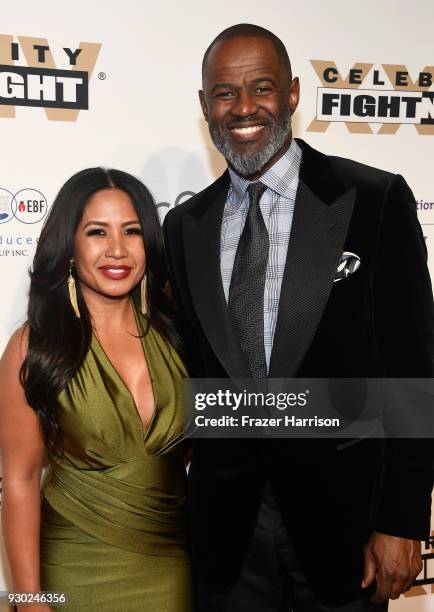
[141,275,147,315]
[67,261,80,318]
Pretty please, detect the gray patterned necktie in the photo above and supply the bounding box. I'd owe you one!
[228,182,269,379]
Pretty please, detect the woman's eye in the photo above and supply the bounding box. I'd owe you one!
[86,228,105,236]
[85,227,142,236]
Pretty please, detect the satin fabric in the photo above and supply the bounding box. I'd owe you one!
[40,304,193,611]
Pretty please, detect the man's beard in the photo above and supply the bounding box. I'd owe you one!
[208,110,292,178]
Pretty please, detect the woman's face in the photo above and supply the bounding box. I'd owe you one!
[73,188,146,302]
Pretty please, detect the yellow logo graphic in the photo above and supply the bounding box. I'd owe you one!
[0,35,101,122]
[308,61,434,135]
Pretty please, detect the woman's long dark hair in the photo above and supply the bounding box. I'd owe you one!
[20,167,180,453]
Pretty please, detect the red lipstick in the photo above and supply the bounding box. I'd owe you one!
[98,265,132,280]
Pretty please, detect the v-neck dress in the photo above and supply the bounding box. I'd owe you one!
[40,307,193,611]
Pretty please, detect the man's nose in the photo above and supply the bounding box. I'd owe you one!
[231,90,259,118]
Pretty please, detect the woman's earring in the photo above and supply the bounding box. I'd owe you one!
[67,261,80,319]
[141,275,147,315]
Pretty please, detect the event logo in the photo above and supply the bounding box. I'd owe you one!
[417,199,434,212]
[408,533,434,597]
[0,35,101,121]
[156,190,196,223]
[0,188,14,224]
[308,61,434,135]
[13,189,47,224]
[0,188,48,224]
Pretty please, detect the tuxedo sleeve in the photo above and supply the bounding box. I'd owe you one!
[372,173,434,540]
[163,209,203,377]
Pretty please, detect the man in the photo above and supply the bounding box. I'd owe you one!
[163,24,433,611]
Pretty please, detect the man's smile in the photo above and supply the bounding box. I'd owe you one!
[228,123,266,143]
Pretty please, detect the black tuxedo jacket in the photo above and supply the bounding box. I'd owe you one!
[163,139,434,605]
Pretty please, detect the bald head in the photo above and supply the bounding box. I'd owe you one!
[202,23,292,85]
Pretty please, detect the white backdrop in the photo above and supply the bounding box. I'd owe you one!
[0,1,433,609]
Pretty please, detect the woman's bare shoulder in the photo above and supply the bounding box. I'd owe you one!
[1,324,29,367]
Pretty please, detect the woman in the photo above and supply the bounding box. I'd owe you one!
[0,168,193,611]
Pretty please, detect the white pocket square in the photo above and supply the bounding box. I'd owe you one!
[333,251,361,282]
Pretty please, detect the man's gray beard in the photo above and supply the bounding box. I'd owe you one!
[208,111,292,178]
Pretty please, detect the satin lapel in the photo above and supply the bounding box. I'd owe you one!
[268,180,356,378]
[183,180,252,379]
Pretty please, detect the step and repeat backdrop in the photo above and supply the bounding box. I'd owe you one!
[0,1,433,609]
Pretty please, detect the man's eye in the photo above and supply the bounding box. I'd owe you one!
[86,228,105,236]
[255,87,271,94]
[217,91,234,98]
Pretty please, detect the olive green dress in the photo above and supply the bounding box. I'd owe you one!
[40,306,193,611]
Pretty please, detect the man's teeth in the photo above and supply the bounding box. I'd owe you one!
[231,125,264,136]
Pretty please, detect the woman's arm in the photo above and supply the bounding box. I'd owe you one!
[0,327,46,595]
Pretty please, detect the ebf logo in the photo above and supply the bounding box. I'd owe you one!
[13,189,47,224]
[0,35,101,122]
[0,188,47,224]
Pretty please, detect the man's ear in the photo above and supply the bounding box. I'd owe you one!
[199,90,209,122]
[288,77,300,115]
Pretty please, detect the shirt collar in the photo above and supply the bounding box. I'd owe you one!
[227,139,301,208]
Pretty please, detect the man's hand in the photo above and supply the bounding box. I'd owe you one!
[361,532,422,604]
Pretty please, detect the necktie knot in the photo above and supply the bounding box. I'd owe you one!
[247,182,267,208]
